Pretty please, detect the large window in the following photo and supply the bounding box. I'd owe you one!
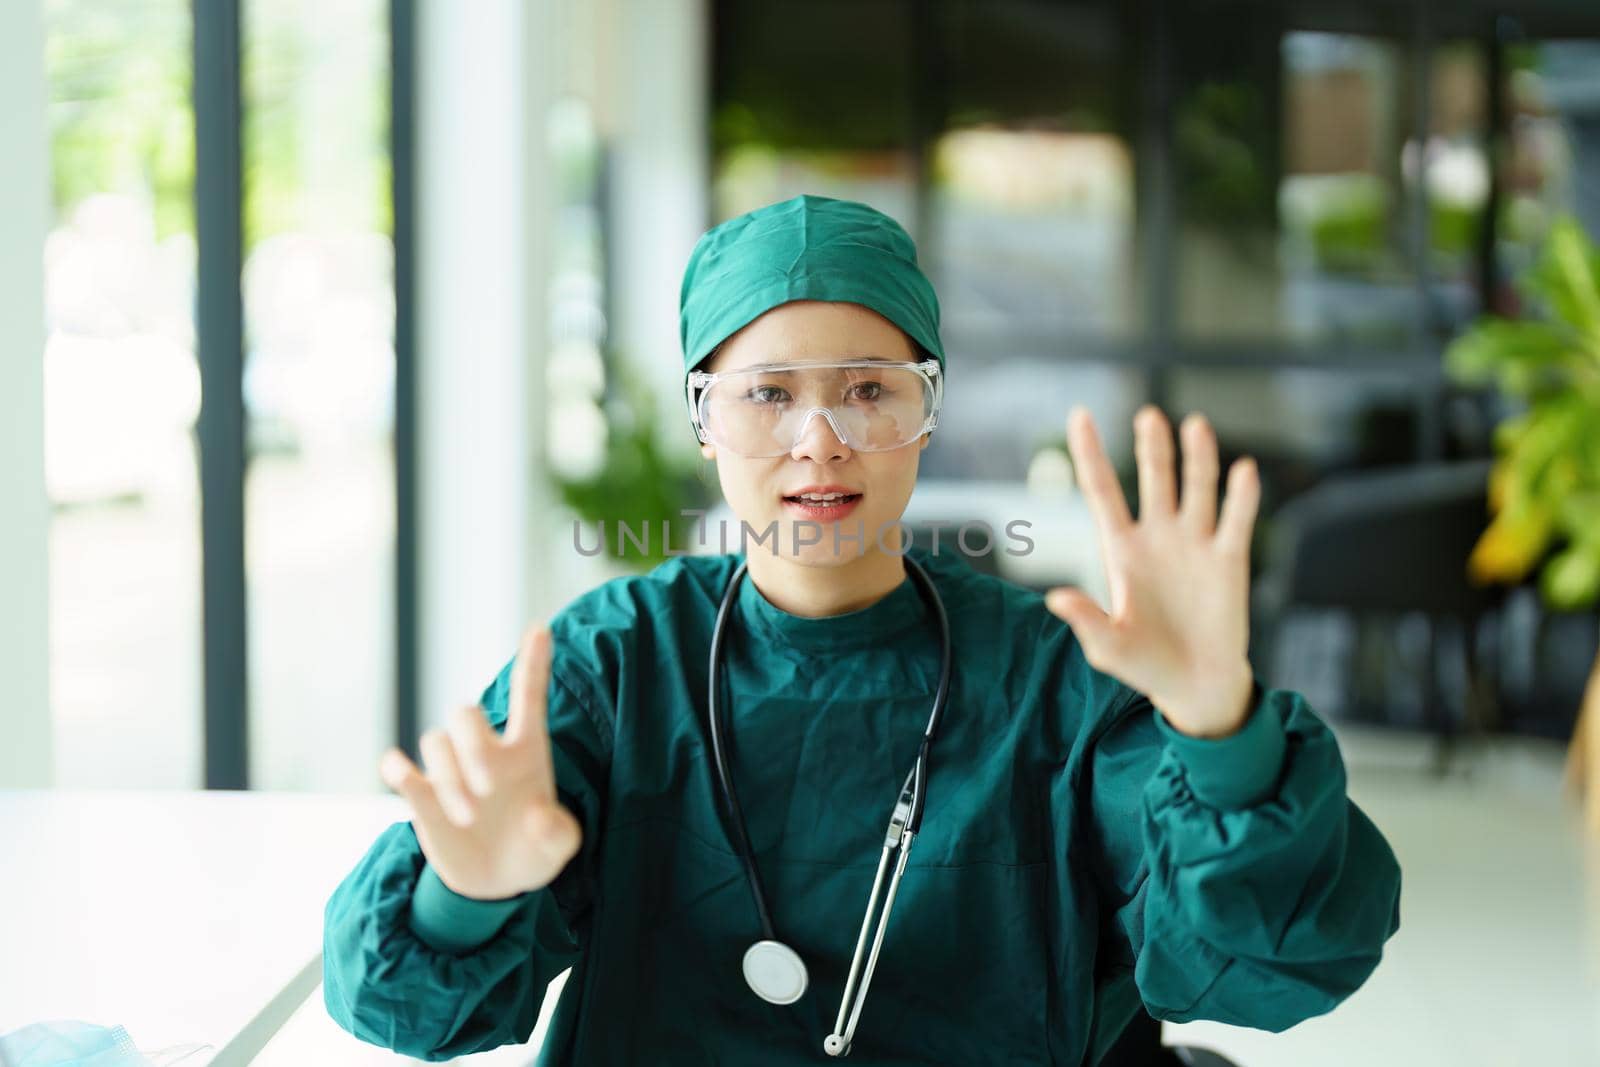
[1175,27,1421,343]
[930,2,1138,349]
[45,0,203,788]
[711,1,918,225]
[44,0,407,791]
[712,0,1600,490]
[1494,39,1600,298]
[242,0,396,791]
[711,0,1146,483]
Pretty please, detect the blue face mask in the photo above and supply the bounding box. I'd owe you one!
[0,1021,155,1067]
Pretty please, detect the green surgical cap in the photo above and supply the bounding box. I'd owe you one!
[678,195,945,377]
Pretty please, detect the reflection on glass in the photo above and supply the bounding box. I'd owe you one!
[931,126,1134,343]
[920,362,1142,483]
[930,2,1134,347]
[1181,29,1502,344]
[1280,33,1408,279]
[545,97,609,485]
[713,146,917,230]
[1181,30,1423,343]
[1422,40,1490,324]
[44,0,203,788]
[710,1,1141,489]
[1494,40,1600,308]
[712,0,915,225]
[934,125,1132,343]
[1169,365,1423,499]
[243,0,394,792]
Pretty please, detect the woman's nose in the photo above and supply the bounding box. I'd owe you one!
[789,408,851,463]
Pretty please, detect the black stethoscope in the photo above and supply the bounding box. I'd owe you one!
[707,555,952,1058]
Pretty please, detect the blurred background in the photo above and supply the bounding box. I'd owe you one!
[3,0,1600,1064]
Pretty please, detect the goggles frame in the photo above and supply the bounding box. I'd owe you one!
[685,358,942,457]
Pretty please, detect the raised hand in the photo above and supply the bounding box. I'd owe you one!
[379,625,583,900]
[1046,406,1260,739]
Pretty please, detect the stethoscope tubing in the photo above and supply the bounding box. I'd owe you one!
[707,553,953,1056]
[708,558,780,940]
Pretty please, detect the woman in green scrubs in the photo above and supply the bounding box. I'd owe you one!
[323,195,1401,1065]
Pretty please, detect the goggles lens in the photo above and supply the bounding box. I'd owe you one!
[694,361,939,458]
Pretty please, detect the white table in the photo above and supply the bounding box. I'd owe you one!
[0,790,408,1063]
[12,744,1594,1065]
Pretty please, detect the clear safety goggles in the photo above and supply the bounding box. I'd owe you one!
[686,359,942,458]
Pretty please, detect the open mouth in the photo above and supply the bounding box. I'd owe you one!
[782,492,862,508]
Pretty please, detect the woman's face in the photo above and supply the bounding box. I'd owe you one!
[700,300,931,567]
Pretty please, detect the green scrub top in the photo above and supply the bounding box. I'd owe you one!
[322,544,1401,1065]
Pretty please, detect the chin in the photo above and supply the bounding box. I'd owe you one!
[789,541,863,568]
[785,513,902,565]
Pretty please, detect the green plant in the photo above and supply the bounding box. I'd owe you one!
[552,364,712,572]
[1445,216,1600,610]
[1175,80,1275,235]
[1305,178,1388,275]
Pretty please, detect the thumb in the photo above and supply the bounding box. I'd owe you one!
[1046,587,1120,668]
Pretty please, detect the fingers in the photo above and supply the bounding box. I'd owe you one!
[1044,586,1126,673]
[1073,404,1252,552]
[1133,405,1177,520]
[380,747,454,846]
[1066,407,1133,539]
[419,728,477,825]
[1178,413,1219,537]
[447,704,497,797]
[505,625,552,747]
[506,624,558,803]
[1216,456,1261,558]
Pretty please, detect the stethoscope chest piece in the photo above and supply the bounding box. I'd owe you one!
[743,939,809,1005]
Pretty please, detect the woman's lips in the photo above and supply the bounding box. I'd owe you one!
[780,493,863,522]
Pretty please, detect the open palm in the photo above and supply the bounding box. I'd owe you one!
[1046,405,1259,739]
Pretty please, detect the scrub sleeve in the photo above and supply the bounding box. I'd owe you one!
[320,658,612,1060]
[1086,676,1401,1043]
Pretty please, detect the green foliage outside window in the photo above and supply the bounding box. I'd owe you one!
[46,0,193,234]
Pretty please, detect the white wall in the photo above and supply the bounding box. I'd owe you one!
[415,0,558,721]
[413,0,709,723]
[602,0,711,439]
[0,0,53,786]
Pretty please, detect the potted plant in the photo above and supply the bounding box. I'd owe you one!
[1444,215,1600,829]
[552,361,713,573]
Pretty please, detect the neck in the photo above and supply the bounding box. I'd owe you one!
[744,540,910,618]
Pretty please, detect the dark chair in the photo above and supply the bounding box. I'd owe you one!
[1174,1048,1243,1067]
[1252,459,1504,765]
[1100,1009,1244,1066]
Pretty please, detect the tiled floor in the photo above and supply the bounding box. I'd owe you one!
[1167,728,1600,1067]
